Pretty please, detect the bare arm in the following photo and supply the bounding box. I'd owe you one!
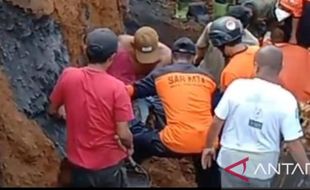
[202,116,225,169]
[205,116,225,148]
[48,103,63,118]
[194,47,207,66]
[202,82,235,169]
[290,18,300,44]
[287,139,310,175]
[116,121,133,149]
[155,46,172,68]
[114,85,135,151]
[195,24,210,66]
[48,70,67,119]
[281,98,309,174]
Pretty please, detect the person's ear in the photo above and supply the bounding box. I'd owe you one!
[254,61,259,74]
[108,53,116,63]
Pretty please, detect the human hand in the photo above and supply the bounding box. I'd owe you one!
[201,148,216,170]
[194,55,202,66]
[289,36,297,44]
[58,106,66,120]
[114,135,134,156]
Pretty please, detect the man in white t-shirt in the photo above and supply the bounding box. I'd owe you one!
[201,45,310,188]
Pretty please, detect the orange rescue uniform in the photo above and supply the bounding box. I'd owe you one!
[276,43,310,102]
[220,46,260,91]
[279,0,310,47]
[280,0,305,17]
[128,63,217,153]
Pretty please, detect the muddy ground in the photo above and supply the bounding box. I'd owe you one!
[126,0,204,46]
[0,0,203,187]
[1,0,308,187]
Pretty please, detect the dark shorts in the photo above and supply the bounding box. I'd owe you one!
[131,123,221,188]
[70,161,128,188]
[131,126,180,163]
[193,155,221,188]
[131,96,166,131]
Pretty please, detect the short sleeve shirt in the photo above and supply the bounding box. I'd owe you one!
[50,66,134,170]
[215,78,303,179]
[220,46,259,91]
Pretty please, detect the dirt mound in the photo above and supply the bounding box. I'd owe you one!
[7,0,124,65]
[143,157,196,187]
[126,0,204,47]
[0,0,198,187]
[0,73,60,187]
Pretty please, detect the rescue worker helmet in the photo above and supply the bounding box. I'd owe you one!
[209,16,244,47]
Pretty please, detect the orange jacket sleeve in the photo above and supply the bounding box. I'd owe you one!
[280,0,304,17]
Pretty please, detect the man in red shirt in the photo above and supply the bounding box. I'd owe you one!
[48,28,134,187]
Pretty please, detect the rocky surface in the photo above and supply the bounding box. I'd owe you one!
[126,0,204,46]
[0,0,199,187]
[0,0,309,187]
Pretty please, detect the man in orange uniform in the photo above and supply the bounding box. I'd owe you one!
[278,0,310,47]
[268,27,310,102]
[127,37,220,188]
[208,16,259,91]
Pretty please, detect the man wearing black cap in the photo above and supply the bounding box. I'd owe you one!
[49,28,134,187]
[126,37,220,188]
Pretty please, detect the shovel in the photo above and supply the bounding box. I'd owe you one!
[126,156,151,188]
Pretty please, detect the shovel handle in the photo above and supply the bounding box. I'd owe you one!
[128,156,137,168]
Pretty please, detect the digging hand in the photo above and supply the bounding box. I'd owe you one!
[58,106,66,120]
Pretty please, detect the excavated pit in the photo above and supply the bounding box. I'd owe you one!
[0,0,309,187]
[0,0,69,156]
[0,0,200,187]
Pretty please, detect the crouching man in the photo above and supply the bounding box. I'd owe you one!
[48,28,134,187]
[127,37,220,188]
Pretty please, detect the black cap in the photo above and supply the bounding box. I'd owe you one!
[172,37,196,55]
[86,28,118,62]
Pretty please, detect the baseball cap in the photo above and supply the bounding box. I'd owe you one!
[86,28,118,62]
[172,37,196,55]
[134,27,160,64]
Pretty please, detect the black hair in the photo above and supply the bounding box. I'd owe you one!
[271,27,286,43]
[86,46,115,64]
